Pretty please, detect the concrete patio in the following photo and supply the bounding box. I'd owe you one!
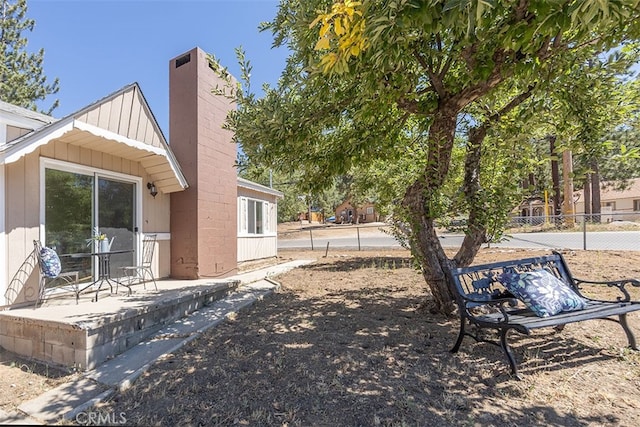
[0,276,243,371]
[0,255,314,372]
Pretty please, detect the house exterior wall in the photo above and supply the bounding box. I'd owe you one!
[4,156,39,305]
[574,179,640,220]
[169,47,238,279]
[2,144,171,306]
[237,186,279,262]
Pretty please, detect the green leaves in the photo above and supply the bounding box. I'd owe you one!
[0,0,59,112]
[226,0,640,268]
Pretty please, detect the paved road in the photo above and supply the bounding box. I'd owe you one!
[278,229,640,251]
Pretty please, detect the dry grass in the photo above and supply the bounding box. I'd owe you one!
[91,247,640,427]
[0,350,80,413]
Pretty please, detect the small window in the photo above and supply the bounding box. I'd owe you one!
[246,199,264,235]
[634,199,640,212]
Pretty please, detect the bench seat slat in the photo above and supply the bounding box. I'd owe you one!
[476,300,640,330]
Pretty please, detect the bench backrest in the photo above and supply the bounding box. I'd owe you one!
[448,251,575,305]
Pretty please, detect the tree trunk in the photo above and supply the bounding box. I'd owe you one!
[583,175,591,220]
[400,86,533,314]
[404,183,457,315]
[590,161,601,222]
[454,125,487,266]
[562,150,575,226]
[549,135,561,217]
[402,107,459,315]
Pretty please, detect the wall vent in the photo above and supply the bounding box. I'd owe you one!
[175,53,191,68]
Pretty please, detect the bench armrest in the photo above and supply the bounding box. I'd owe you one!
[573,277,640,302]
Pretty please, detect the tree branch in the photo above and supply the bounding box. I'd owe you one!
[414,48,446,98]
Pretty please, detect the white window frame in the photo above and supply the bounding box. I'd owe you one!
[238,197,247,234]
[238,196,276,236]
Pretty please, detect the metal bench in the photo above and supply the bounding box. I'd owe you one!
[448,251,640,379]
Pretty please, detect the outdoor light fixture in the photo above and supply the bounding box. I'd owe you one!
[147,182,158,198]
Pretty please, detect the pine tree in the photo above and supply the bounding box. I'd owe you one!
[0,0,58,113]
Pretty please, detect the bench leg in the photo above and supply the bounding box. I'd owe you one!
[619,313,638,350]
[499,329,522,380]
[450,316,466,353]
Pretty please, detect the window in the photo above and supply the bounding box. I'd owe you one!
[634,200,640,212]
[248,200,264,234]
[239,197,266,235]
[366,207,374,215]
[603,201,616,210]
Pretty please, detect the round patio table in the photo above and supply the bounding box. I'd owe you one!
[65,249,133,301]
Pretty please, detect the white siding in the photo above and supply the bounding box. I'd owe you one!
[237,189,279,262]
[238,235,278,262]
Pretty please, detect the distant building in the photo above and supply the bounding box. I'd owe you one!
[574,178,640,221]
[335,200,382,224]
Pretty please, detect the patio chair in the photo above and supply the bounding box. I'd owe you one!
[119,234,158,295]
[33,240,80,307]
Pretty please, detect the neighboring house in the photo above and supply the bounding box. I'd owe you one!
[0,47,281,307]
[514,178,640,221]
[574,178,640,220]
[335,200,382,224]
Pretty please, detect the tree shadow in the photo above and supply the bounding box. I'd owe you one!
[299,256,415,272]
[98,281,637,426]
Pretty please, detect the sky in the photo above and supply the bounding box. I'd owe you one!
[26,0,289,136]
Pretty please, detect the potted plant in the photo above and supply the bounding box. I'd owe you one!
[86,227,114,252]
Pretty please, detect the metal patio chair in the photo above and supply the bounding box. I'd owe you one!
[119,234,158,295]
[33,240,80,307]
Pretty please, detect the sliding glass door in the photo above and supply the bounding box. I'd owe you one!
[44,166,136,283]
[97,177,135,272]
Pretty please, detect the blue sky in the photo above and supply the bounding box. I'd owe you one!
[27,0,288,136]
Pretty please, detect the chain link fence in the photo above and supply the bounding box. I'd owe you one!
[279,213,640,252]
[507,212,640,229]
[503,212,640,250]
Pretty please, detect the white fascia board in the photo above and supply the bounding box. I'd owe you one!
[0,119,75,165]
[0,109,51,130]
[0,100,55,128]
[237,177,284,198]
[75,121,188,189]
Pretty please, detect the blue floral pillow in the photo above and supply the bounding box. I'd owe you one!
[498,269,587,317]
[40,246,61,278]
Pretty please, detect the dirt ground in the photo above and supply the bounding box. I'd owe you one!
[1,228,640,425]
[101,248,640,426]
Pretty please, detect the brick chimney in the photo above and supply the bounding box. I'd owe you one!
[169,47,238,279]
